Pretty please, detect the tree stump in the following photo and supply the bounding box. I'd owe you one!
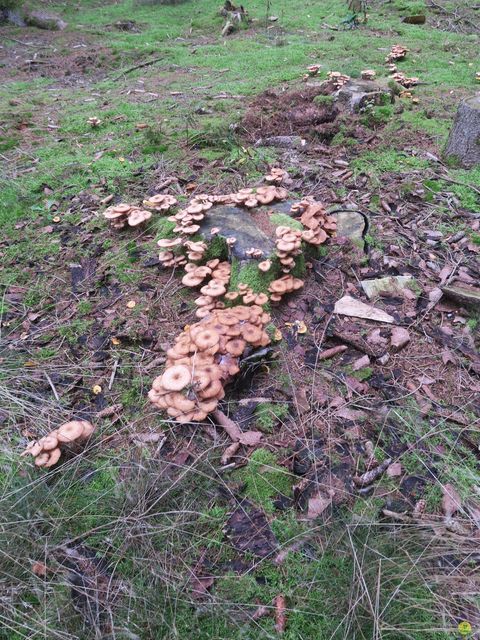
[444,95,480,168]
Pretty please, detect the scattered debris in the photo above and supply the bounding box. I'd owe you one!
[361,275,415,299]
[390,326,411,351]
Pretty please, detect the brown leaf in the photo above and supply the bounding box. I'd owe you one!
[189,575,214,599]
[386,462,403,477]
[221,441,240,464]
[442,483,462,518]
[293,386,310,415]
[306,493,332,519]
[239,431,263,446]
[32,562,48,577]
[441,350,457,365]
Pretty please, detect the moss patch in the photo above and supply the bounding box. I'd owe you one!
[235,448,293,513]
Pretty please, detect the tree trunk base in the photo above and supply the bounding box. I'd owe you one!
[444,95,480,168]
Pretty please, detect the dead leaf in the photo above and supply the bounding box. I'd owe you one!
[133,432,163,444]
[307,493,332,519]
[189,575,214,599]
[441,350,457,365]
[32,561,48,577]
[442,483,462,518]
[221,441,240,464]
[239,431,263,446]
[386,462,403,477]
[293,386,310,415]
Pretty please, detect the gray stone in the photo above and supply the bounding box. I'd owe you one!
[335,79,392,114]
[442,285,480,309]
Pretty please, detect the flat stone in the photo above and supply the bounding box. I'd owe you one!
[390,327,410,351]
[255,135,307,149]
[361,275,415,299]
[335,210,367,243]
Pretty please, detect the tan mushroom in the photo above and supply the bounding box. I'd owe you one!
[128,209,152,227]
[161,365,192,391]
[258,260,272,272]
[57,421,86,444]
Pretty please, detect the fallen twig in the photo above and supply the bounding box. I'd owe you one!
[275,594,287,633]
[352,458,392,487]
[112,56,163,81]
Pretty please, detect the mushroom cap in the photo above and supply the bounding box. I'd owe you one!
[258,260,272,272]
[243,293,256,305]
[207,259,220,269]
[158,237,182,248]
[192,328,220,350]
[38,432,59,451]
[200,281,226,297]
[104,207,128,220]
[225,292,239,301]
[241,323,263,343]
[57,420,86,443]
[128,209,152,227]
[225,338,246,356]
[35,452,50,467]
[44,447,62,468]
[161,365,192,391]
[255,293,269,305]
[182,224,200,235]
[269,279,288,293]
[231,306,251,321]
[78,421,95,439]
[182,273,204,287]
[112,203,131,214]
[199,379,223,400]
[21,441,43,457]
[168,392,196,413]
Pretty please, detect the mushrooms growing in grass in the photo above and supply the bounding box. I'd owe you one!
[327,71,350,89]
[143,193,178,212]
[149,306,271,423]
[104,203,153,229]
[306,64,321,76]
[385,44,408,63]
[390,72,419,88]
[361,69,376,81]
[88,116,102,127]
[21,420,95,469]
[264,167,288,185]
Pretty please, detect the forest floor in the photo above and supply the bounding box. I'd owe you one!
[0,1,479,638]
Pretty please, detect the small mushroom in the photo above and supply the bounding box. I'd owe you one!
[161,365,192,391]
[128,209,152,227]
[57,420,87,443]
[258,260,272,272]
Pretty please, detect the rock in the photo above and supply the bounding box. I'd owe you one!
[335,79,392,114]
[390,327,410,351]
[24,10,67,30]
[441,285,480,310]
[255,136,307,149]
[361,275,415,299]
[334,295,395,323]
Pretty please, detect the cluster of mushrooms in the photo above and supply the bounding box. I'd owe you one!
[268,274,304,303]
[181,259,232,318]
[361,69,376,81]
[292,198,337,246]
[302,63,321,80]
[327,71,351,89]
[148,305,271,423]
[103,194,178,230]
[390,71,419,88]
[88,116,102,127]
[103,203,153,229]
[385,44,408,63]
[265,167,288,185]
[21,420,95,468]
[141,177,338,423]
[275,226,303,272]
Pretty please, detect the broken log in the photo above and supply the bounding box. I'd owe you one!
[444,95,480,168]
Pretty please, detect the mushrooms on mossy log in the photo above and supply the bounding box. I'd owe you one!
[444,95,480,168]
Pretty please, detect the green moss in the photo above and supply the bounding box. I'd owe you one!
[254,402,289,432]
[313,94,335,107]
[351,366,373,381]
[269,212,303,231]
[203,234,229,262]
[235,448,293,513]
[229,258,276,294]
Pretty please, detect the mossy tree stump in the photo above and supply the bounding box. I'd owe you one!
[444,95,480,168]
